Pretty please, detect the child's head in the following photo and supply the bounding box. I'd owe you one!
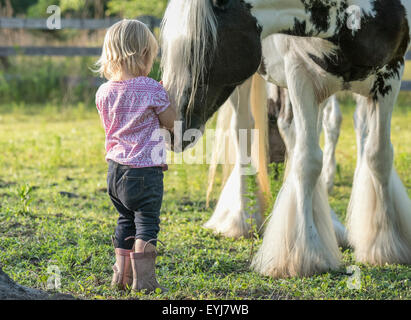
[96,19,158,80]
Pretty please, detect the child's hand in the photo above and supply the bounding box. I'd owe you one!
[158,105,177,131]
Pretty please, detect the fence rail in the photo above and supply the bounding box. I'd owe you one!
[0,16,160,58]
[0,16,160,30]
[0,46,101,56]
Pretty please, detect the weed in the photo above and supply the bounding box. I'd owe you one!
[17,184,33,215]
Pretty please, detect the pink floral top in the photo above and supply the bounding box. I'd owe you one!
[95,76,170,168]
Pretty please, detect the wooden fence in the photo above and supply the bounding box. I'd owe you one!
[0,15,160,30]
[0,16,160,57]
[0,16,411,90]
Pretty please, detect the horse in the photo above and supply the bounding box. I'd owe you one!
[204,76,347,249]
[161,0,411,278]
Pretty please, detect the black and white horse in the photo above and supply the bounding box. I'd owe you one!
[204,76,347,248]
[161,0,411,278]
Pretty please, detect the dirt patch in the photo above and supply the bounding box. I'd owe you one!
[0,267,75,300]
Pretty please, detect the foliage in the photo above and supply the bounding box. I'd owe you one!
[17,185,34,215]
[59,0,87,12]
[27,0,64,18]
[0,57,161,106]
[0,56,94,105]
[266,162,285,215]
[3,0,34,15]
[0,102,410,300]
[26,0,109,18]
[106,0,168,18]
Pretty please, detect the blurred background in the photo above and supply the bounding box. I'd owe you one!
[0,0,167,108]
[1,0,411,109]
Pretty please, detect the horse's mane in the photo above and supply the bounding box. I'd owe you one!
[160,0,218,116]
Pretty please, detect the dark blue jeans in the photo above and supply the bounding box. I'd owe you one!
[107,160,164,250]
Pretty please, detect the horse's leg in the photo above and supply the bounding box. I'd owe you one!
[348,75,411,264]
[353,94,369,164]
[275,88,294,162]
[273,90,348,249]
[265,82,287,164]
[317,96,348,248]
[349,94,370,212]
[322,95,342,194]
[204,77,263,238]
[252,63,341,278]
[322,95,368,248]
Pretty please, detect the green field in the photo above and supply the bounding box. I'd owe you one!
[0,101,410,300]
[404,62,411,80]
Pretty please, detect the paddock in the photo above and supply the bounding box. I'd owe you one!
[1,3,411,300]
[0,97,410,299]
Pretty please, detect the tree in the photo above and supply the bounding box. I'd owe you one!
[0,0,13,16]
[106,0,167,19]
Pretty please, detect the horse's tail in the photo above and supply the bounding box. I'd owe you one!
[250,73,271,214]
[206,73,271,214]
[206,98,235,208]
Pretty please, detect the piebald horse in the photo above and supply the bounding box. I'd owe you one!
[205,77,347,248]
[161,0,411,278]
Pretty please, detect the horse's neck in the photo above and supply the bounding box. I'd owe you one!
[402,0,411,51]
[247,0,359,39]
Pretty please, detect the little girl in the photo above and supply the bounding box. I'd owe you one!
[95,19,176,293]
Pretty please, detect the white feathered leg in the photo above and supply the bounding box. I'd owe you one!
[329,208,349,249]
[252,63,341,278]
[204,78,263,238]
[353,94,369,164]
[275,92,348,249]
[322,96,342,194]
[318,96,348,248]
[348,73,411,265]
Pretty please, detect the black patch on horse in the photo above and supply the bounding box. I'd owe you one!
[302,0,337,33]
[259,57,267,76]
[281,0,339,36]
[304,0,409,98]
[371,59,405,100]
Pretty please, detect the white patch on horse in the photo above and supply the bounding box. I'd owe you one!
[161,0,217,115]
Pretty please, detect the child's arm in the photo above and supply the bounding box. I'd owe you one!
[158,105,177,131]
[156,81,176,130]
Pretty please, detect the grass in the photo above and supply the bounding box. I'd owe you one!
[0,100,410,300]
[0,57,162,106]
[404,61,411,80]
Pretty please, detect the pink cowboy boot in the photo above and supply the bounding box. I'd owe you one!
[129,240,168,293]
[111,236,134,290]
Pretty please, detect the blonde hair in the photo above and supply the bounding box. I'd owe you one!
[96,19,158,80]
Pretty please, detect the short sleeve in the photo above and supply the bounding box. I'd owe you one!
[95,86,100,105]
[95,83,107,113]
[151,83,171,115]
